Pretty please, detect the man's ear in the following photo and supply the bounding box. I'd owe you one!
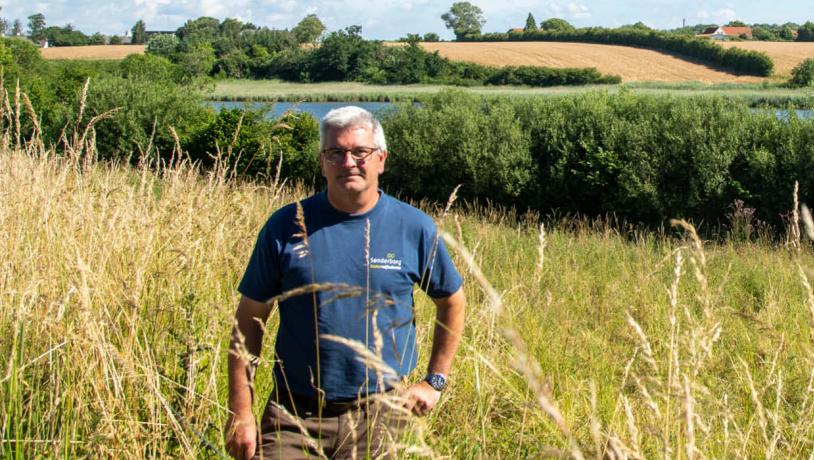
[378,150,388,173]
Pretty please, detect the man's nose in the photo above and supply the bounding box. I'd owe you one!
[340,151,357,168]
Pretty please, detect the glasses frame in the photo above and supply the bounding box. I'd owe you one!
[321,146,380,166]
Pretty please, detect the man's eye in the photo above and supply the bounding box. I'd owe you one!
[351,149,373,157]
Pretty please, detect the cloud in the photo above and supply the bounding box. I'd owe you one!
[695,7,738,24]
[542,1,592,20]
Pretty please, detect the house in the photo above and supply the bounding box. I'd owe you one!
[698,26,753,40]
[508,27,525,34]
[38,39,49,48]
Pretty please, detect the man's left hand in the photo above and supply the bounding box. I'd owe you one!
[403,381,441,416]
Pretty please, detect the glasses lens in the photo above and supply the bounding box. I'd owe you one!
[350,147,376,160]
[323,147,378,164]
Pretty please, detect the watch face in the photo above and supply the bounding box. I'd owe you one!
[425,373,446,391]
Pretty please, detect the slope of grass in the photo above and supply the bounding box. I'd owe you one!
[3,136,814,457]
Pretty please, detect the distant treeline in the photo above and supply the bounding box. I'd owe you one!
[145,18,619,86]
[668,21,814,42]
[465,26,774,77]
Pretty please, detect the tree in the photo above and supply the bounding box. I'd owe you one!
[751,26,776,41]
[177,17,220,46]
[131,20,147,44]
[90,32,106,45]
[43,25,91,46]
[292,14,326,45]
[12,19,22,36]
[798,21,814,41]
[727,20,746,27]
[109,35,123,45]
[779,24,795,40]
[423,32,440,42]
[146,33,180,59]
[178,41,216,77]
[524,13,537,32]
[441,2,485,40]
[27,13,45,41]
[540,18,574,32]
[0,7,8,36]
[789,58,814,87]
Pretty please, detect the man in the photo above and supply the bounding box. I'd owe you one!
[225,106,466,459]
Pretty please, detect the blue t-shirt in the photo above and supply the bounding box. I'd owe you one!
[238,191,463,401]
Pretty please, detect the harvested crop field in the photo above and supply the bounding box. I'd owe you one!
[420,41,764,83]
[720,41,814,75]
[40,45,145,60]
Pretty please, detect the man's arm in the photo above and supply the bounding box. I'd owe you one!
[225,295,274,460]
[404,286,466,416]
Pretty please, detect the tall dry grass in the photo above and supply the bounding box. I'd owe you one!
[3,86,814,458]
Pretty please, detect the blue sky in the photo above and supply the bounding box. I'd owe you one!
[1,0,810,40]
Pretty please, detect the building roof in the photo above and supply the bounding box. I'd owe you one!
[700,26,753,36]
[721,26,752,36]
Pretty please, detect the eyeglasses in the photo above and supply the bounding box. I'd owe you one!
[321,146,380,166]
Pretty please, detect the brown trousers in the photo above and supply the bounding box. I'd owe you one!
[252,390,409,460]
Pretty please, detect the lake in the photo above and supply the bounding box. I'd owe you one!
[209,101,813,121]
[208,101,395,120]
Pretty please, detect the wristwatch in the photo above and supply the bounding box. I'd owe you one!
[424,373,447,392]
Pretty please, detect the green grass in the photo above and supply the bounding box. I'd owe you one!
[5,141,814,457]
[210,79,814,107]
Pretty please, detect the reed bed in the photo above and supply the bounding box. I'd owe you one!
[3,101,814,458]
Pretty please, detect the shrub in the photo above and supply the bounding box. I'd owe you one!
[382,91,534,206]
[185,108,319,184]
[84,76,211,160]
[789,58,814,87]
[380,90,814,229]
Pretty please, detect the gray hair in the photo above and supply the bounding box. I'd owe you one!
[320,106,387,152]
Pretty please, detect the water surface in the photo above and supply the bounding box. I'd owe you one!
[208,101,394,120]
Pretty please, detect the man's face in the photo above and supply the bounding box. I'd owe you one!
[320,125,387,198]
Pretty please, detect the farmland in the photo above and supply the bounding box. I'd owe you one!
[40,44,145,60]
[721,41,814,75]
[420,41,768,83]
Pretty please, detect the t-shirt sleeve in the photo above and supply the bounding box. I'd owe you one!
[419,226,464,299]
[238,220,283,303]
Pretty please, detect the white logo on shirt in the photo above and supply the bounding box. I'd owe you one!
[369,252,402,270]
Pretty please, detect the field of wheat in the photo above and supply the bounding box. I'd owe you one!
[419,42,766,83]
[40,44,145,60]
[4,87,814,458]
[721,41,814,75]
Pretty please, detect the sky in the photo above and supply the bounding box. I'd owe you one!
[1,0,810,40]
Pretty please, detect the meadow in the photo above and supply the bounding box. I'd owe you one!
[4,98,814,459]
[209,79,814,105]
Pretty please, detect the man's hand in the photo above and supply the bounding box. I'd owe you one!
[224,411,257,460]
[403,381,441,416]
